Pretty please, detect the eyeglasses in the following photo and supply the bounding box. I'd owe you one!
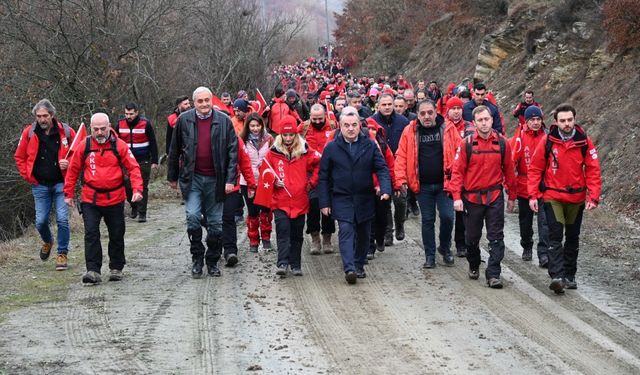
[419,110,435,116]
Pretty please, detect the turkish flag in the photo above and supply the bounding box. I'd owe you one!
[254,88,268,116]
[66,122,87,158]
[212,95,231,115]
[325,99,337,125]
[253,161,276,208]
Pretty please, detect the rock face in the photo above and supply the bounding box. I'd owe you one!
[394,1,640,221]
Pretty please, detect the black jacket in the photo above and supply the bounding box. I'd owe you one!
[167,109,238,202]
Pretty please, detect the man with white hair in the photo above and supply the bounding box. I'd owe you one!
[64,112,143,284]
[168,86,238,278]
[318,107,392,284]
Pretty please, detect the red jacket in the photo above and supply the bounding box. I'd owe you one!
[450,130,516,204]
[265,142,320,218]
[394,119,461,193]
[298,120,334,154]
[269,98,299,134]
[527,125,601,205]
[511,124,546,199]
[64,131,143,206]
[117,118,150,149]
[231,138,257,193]
[167,113,178,129]
[14,120,76,185]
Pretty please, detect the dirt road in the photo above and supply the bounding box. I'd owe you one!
[1,200,639,374]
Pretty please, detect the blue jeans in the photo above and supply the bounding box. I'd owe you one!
[32,183,69,253]
[185,174,223,237]
[416,183,454,260]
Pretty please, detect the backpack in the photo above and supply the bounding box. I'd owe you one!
[301,119,337,138]
[464,131,506,165]
[28,121,71,143]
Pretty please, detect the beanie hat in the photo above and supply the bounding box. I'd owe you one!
[279,115,298,134]
[524,105,543,121]
[446,97,464,113]
[368,87,379,97]
[319,90,331,101]
[286,89,297,98]
[233,99,249,112]
[237,90,248,99]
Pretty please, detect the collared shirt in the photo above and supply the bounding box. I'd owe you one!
[196,110,212,120]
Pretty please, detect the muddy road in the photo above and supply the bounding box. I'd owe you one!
[1,200,639,374]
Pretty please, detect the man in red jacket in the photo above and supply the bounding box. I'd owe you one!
[451,106,516,289]
[14,99,76,271]
[528,103,601,295]
[64,113,143,284]
[512,90,541,127]
[512,106,550,267]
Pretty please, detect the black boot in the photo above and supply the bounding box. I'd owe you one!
[395,221,405,241]
[205,235,222,277]
[188,228,205,278]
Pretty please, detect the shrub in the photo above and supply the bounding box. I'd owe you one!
[603,0,640,52]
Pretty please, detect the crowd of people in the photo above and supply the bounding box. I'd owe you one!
[14,56,602,294]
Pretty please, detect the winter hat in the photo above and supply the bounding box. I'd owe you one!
[319,90,331,101]
[237,90,248,99]
[233,99,250,112]
[279,115,298,134]
[286,89,297,98]
[368,87,379,97]
[524,105,543,121]
[446,97,464,113]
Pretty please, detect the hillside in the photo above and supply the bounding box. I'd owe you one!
[354,0,640,221]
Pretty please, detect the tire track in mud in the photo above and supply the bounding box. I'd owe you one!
[399,217,640,374]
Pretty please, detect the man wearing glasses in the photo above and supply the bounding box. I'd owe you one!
[318,107,392,284]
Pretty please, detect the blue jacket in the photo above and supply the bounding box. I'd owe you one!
[318,132,392,224]
[462,100,503,134]
[368,112,409,154]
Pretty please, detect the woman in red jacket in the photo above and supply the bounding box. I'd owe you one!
[265,115,320,276]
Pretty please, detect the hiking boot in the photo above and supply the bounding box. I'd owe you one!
[538,255,549,268]
[322,233,333,253]
[345,271,357,284]
[549,278,565,294]
[291,268,303,276]
[468,268,480,280]
[439,248,454,267]
[129,206,138,219]
[376,243,385,253]
[207,264,221,277]
[456,247,467,258]
[276,264,287,276]
[423,256,436,269]
[191,259,204,279]
[487,278,503,289]
[55,253,68,271]
[310,232,321,255]
[82,271,101,285]
[262,239,272,251]
[137,212,147,223]
[249,245,259,253]
[384,233,394,247]
[522,248,533,261]
[108,269,123,281]
[225,254,238,267]
[40,242,53,261]
[564,277,577,289]
[411,204,420,217]
[356,269,367,278]
[366,252,374,260]
[395,223,405,241]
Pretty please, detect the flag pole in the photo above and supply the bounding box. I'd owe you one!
[65,123,85,159]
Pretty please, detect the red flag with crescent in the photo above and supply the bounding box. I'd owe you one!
[254,88,268,116]
[211,95,231,115]
[253,161,276,208]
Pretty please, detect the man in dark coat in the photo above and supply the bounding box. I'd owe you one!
[318,107,392,285]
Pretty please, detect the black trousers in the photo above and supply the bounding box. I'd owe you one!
[464,194,505,279]
[518,197,550,257]
[82,202,126,273]
[454,210,466,250]
[274,210,305,269]
[241,185,269,216]
[306,197,335,234]
[385,191,407,235]
[369,197,390,252]
[126,158,151,214]
[544,201,584,280]
[222,190,243,256]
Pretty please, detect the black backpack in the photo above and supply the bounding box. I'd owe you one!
[464,131,506,165]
